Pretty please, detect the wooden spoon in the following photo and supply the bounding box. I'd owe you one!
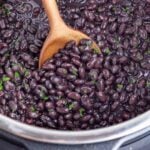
[39,0,100,68]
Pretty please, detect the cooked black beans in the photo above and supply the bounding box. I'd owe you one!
[0,0,149,130]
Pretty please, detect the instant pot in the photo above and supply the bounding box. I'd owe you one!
[0,0,150,149]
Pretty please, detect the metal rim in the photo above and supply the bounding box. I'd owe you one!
[0,110,150,144]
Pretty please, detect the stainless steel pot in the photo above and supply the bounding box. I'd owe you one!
[0,110,150,150]
[0,0,150,149]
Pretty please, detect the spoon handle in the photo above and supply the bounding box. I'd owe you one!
[42,0,66,30]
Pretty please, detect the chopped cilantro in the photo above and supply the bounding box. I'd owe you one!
[92,80,96,84]
[24,69,30,76]
[15,72,20,78]
[58,95,62,100]
[117,84,123,90]
[40,91,49,101]
[2,76,10,82]
[0,80,2,85]
[31,106,36,112]
[71,68,78,76]
[129,77,136,84]
[0,5,11,15]
[0,85,3,91]
[104,48,111,55]
[68,103,74,110]
[79,108,85,117]
[0,80,3,91]
[93,47,100,54]
[12,63,18,66]
[4,7,10,15]
[43,96,49,101]
[123,7,130,14]
[146,82,150,88]
[145,49,150,55]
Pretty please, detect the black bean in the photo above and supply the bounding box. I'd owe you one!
[102,69,111,79]
[8,101,17,112]
[119,23,126,34]
[109,22,117,32]
[81,97,92,109]
[57,68,68,77]
[119,56,128,64]
[49,110,58,119]
[4,81,15,91]
[79,67,85,79]
[87,57,97,69]
[81,115,91,122]
[97,91,107,102]
[81,86,92,94]
[29,44,39,53]
[29,112,38,119]
[67,92,81,101]
[71,58,82,66]
[111,65,119,74]
[3,30,13,38]
[129,95,137,105]
[111,101,119,111]
[88,69,98,80]
[34,39,43,47]
[56,107,69,114]
[0,19,6,29]
[139,29,148,40]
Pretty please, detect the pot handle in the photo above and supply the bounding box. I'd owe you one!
[112,127,150,150]
[0,128,150,150]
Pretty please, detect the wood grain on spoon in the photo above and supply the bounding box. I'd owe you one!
[39,0,100,68]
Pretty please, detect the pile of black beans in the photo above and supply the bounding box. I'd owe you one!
[0,0,149,130]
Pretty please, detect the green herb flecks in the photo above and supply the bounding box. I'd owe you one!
[92,80,97,85]
[129,77,136,84]
[12,63,17,66]
[104,48,111,55]
[2,76,10,82]
[0,80,3,91]
[0,76,11,91]
[58,95,62,100]
[71,68,78,76]
[123,7,130,14]
[14,72,20,78]
[4,7,11,15]
[79,108,85,117]
[145,49,150,55]
[43,95,49,101]
[24,69,30,77]
[40,91,49,101]
[146,81,150,88]
[31,106,36,112]
[115,37,120,45]
[0,5,11,15]
[68,103,74,110]
[93,47,100,54]
[117,84,123,90]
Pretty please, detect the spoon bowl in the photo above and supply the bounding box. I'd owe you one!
[39,0,100,68]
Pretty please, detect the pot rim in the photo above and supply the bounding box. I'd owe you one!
[0,110,150,144]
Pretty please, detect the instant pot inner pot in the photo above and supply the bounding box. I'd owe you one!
[0,0,149,132]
